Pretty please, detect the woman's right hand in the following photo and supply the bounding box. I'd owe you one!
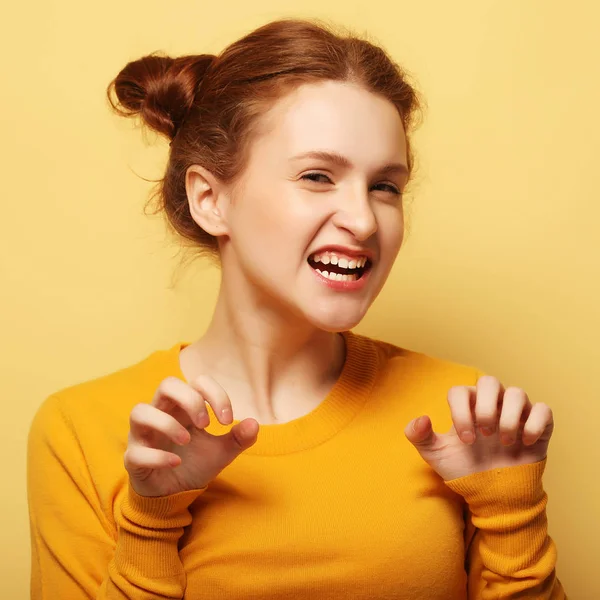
[124,375,259,497]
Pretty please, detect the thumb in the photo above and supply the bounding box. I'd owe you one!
[223,418,260,459]
[404,415,436,449]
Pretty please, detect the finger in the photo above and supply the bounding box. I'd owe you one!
[404,415,436,448]
[124,444,180,472]
[152,376,207,428]
[447,385,477,444]
[221,418,260,456]
[473,376,504,436]
[189,375,234,426]
[129,403,191,447]
[522,403,554,446]
[213,418,260,468]
[498,386,531,446]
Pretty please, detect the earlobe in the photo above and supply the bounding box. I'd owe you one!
[185,165,229,237]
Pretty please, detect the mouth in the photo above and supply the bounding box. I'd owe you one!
[307,252,373,282]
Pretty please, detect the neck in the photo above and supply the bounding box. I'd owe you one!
[183,273,347,423]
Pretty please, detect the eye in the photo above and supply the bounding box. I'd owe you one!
[373,183,401,196]
[300,173,402,196]
[301,172,332,184]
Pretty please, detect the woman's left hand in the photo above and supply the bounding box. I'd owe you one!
[404,375,554,481]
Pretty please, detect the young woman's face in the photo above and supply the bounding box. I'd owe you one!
[221,80,409,331]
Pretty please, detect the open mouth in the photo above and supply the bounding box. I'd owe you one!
[307,255,372,282]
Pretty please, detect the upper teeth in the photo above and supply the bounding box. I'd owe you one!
[312,254,368,269]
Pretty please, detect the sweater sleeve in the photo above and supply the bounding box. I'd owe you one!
[446,358,567,600]
[445,453,567,598]
[27,394,206,599]
[442,367,567,598]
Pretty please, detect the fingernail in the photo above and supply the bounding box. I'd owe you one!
[461,430,475,444]
[481,426,494,436]
[412,416,426,431]
[501,433,514,446]
[196,412,209,427]
[221,407,232,422]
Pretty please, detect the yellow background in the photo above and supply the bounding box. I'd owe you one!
[2,1,598,598]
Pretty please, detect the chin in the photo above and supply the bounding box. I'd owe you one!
[305,307,367,333]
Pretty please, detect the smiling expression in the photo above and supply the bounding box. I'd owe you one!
[214,79,409,331]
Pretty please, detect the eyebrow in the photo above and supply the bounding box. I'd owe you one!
[290,150,409,176]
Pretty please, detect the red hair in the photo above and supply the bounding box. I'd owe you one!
[107,17,423,264]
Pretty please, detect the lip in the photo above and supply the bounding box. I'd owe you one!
[310,262,372,291]
[308,245,375,261]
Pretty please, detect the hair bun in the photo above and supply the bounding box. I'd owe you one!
[107,52,216,142]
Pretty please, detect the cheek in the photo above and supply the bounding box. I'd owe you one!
[229,192,277,241]
[378,207,405,256]
[229,193,302,265]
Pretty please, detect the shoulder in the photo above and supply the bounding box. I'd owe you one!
[30,342,186,442]
[350,332,486,430]
[351,330,484,387]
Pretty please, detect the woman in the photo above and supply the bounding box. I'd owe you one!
[27,17,566,599]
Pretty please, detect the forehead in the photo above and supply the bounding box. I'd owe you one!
[253,80,407,164]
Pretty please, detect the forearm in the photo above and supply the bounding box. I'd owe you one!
[31,483,205,600]
[445,459,566,599]
[100,484,204,599]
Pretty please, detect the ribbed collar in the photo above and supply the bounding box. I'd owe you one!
[168,330,380,456]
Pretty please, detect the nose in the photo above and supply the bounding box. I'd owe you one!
[331,187,378,241]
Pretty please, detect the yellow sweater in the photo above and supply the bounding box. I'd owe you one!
[27,331,566,599]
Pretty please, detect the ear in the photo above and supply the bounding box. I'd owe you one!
[185,164,230,237]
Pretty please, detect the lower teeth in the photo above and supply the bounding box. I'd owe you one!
[315,268,359,282]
